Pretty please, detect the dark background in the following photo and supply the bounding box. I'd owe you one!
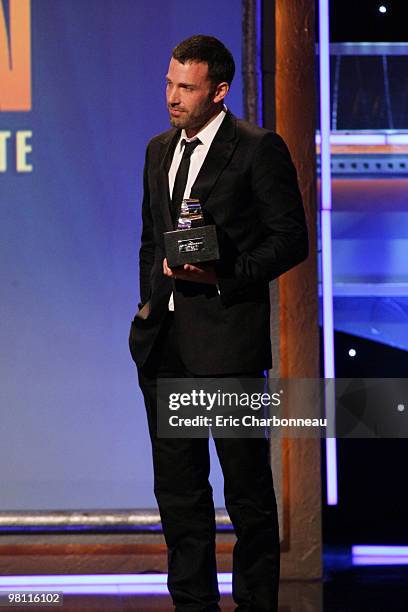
[330,0,407,42]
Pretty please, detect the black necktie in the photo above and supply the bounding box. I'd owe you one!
[170,138,201,226]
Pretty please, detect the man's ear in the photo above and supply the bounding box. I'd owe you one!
[213,82,229,104]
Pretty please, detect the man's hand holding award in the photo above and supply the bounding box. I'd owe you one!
[163,197,219,284]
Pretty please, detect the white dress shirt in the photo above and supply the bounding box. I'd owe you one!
[167,107,226,310]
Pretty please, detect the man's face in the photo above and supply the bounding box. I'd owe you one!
[165,58,218,135]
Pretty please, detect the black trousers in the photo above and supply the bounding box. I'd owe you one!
[137,314,280,612]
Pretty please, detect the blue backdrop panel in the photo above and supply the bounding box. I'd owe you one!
[0,0,243,510]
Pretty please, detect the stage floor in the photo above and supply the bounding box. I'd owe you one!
[1,547,408,611]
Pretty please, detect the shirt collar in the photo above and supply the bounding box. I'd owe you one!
[180,106,227,149]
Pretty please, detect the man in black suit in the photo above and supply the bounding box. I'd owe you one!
[129,35,308,612]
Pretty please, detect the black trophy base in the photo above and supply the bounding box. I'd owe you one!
[164,224,219,267]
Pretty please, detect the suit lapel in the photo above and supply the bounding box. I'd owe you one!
[157,128,180,231]
[190,111,238,213]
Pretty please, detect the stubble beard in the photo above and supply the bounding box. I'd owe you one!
[168,96,216,133]
[169,110,201,131]
[168,114,186,129]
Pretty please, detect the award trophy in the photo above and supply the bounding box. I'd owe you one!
[164,198,219,267]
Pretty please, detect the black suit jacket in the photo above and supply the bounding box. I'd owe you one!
[129,111,308,374]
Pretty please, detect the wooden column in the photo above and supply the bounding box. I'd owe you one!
[275,0,321,580]
[243,0,322,581]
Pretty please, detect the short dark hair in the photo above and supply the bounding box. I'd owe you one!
[172,35,235,87]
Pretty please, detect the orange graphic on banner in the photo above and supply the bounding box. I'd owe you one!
[0,0,31,111]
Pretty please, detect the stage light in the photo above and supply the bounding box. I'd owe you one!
[315,133,408,146]
[318,0,338,507]
[348,348,356,357]
[354,555,408,566]
[378,5,387,14]
[354,545,408,555]
[352,545,408,565]
[0,574,233,596]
